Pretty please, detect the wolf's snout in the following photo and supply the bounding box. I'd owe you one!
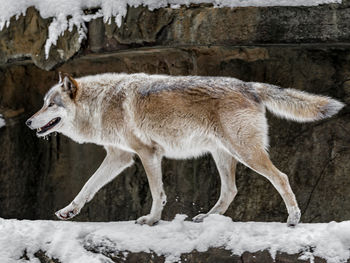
[25,119,32,127]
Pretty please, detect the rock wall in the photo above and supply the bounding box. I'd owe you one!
[24,248,337,263]
[0,2,349,227]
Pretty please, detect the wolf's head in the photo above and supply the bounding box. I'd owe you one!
[26,72,78,137]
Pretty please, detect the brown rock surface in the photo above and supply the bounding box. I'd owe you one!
[0,2,350,69]
[100,3,350,51]
[0,45,349,223]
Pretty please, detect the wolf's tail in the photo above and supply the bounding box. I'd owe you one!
[253,83,345,122]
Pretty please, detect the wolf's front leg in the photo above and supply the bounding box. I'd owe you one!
[56,147,134,220]
[135,151,166,226]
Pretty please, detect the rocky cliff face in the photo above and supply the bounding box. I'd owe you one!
[0,2,350,261]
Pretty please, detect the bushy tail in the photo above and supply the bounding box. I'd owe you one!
[254,83,345,122]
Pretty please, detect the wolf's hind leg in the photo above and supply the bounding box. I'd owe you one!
[219,109,300,226]
[193,150,238,222]
[55,147,134,220]
[135,150,166,226]
[234,146,300,227]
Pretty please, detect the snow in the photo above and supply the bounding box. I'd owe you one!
[0,114,5,128]
[0,0,342,59]
[0,214,349,263]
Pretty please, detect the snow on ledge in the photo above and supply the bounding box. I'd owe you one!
[0,114,5,129]
[0,215,349,263]
[0,0,343,59]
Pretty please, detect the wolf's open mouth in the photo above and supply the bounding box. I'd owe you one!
[37,117,61,134]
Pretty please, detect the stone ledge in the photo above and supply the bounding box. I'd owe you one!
[96,3,350,51]
[0,3,350,70]
[31,247,345,263]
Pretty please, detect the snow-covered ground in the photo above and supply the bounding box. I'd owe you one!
[0,214,349,263]
[0,114,5,129]
[0,0,343,58]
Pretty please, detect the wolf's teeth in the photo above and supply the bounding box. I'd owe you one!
[38,128,42,132]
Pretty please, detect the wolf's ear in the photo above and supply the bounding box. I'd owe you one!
[62,75,78,100]
[58,72,63,83]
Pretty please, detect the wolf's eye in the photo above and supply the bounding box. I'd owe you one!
[48,102,55,107]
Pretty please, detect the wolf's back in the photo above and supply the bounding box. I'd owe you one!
[253,83,345,122]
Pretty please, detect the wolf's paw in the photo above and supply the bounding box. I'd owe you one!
[135,215,159,226]
[287,207,301,227]
[55,203,81,220]
[192,213,208,223]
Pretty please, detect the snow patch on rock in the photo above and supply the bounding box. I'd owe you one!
[0,215,349,263]
[0,0,343,59]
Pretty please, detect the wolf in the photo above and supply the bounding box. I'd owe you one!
[26,72,344,226]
